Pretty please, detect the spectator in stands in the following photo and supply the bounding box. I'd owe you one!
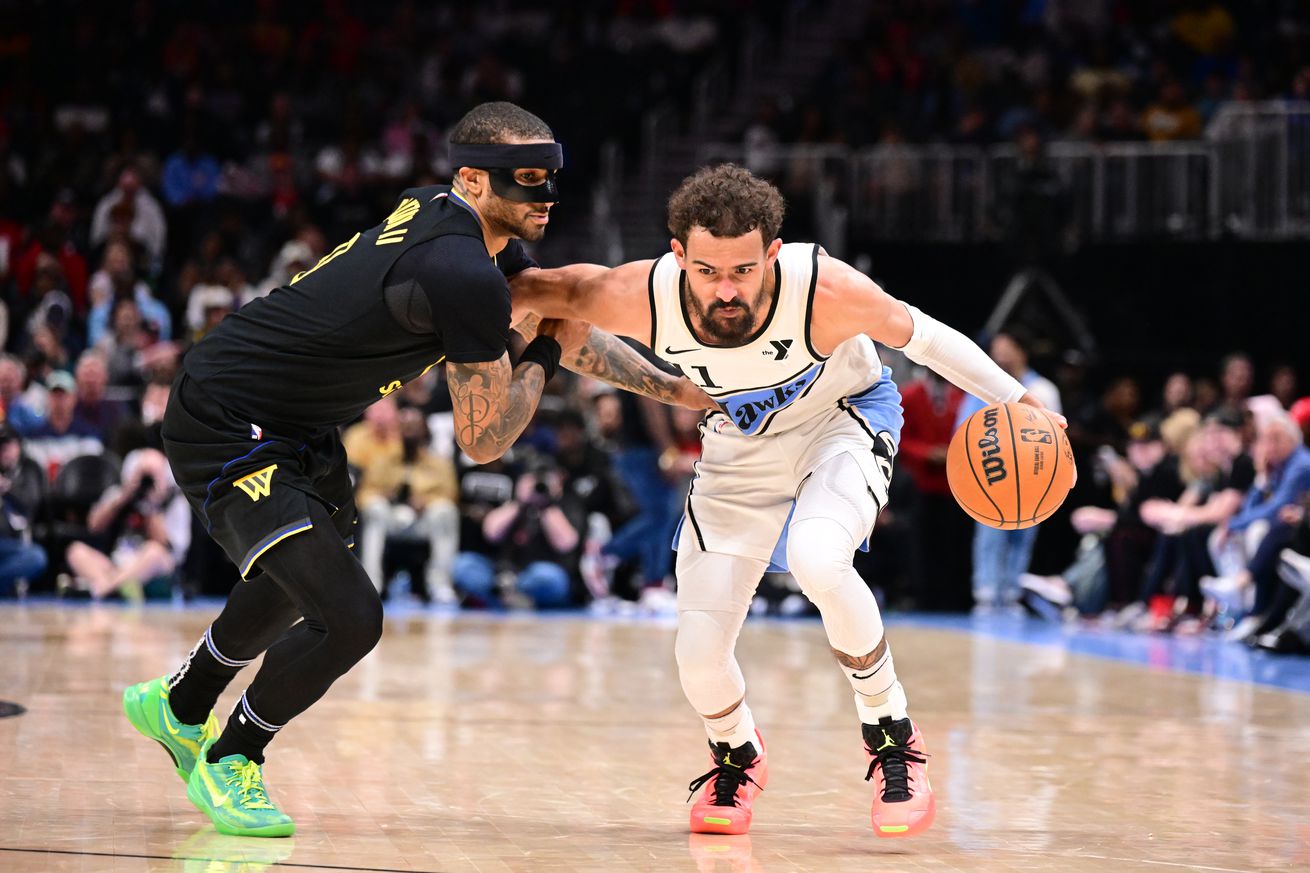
[65,447,190,599]
[996,126,1070,265]
[897,368,969,610]
[1080,376,1143,454]
[0,424,48,596]
[1202,412,1310,639]
[0,355,44,434]
[89,166,166,270]
[457,452,582,610]
[161,133,221,208]
[1252,500,1310,654]
[357,408,459,604]
[1269,364,1298,410]
[98,298,149,392]
[1127,408,1250,626]
[184,284,236,342]
[602,393,684,611]
[956,326,1062,611]
[22,253,78,359]
[1142,80,1203,141]
[216,258,256,309]
[86,241,172,344]
[1160,372,1195,416]
[250,239,314,305]
[72,350,130,439]
[553,407,630,533]
[23,370,102,479]
[1214,352,1254,421]
[1022,418,1185,618]
[13,190,89,315]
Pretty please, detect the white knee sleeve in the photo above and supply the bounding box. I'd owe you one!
[786,453,885,655]
[674,543,768,717]
[787,453,908,722]
[675,609,747,715]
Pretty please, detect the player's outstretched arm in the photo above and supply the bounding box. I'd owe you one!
[811,255,1066,425]
[445,320,587,464]
[510,260,656,339]
[512,312,714,410]
[511,262,715,410]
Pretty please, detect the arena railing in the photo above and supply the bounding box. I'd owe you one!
[696,103,1310,245]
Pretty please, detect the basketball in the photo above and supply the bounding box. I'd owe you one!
[946,402,1075,529]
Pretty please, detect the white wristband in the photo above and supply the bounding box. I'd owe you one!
[895,303,1026,404]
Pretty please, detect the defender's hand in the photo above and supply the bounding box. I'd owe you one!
[674,379,719,411]
[536,318,591,359]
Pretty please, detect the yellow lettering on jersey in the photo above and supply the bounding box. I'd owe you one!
[375,197,421,246]
[291,232,361,284]
[233,464,278,502]
[378,380,403,397]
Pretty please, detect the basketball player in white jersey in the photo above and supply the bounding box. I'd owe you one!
[511,164,1063,838]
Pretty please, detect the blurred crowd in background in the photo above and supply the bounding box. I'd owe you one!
[746,0,1310,151]
[1,1,1309,656]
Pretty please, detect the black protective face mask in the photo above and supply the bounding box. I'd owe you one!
[486,167,559,203]
[449,141,563,203]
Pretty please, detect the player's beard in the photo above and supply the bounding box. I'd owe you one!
[683,284,758,345]
[484,195,549,242]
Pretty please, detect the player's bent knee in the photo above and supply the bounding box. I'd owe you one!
[785,517,856,595]
[675,610,735,671]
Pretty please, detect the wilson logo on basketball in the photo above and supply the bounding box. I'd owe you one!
[976,407,1007,485]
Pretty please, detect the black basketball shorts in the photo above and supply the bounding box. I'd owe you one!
[162,371,357,580]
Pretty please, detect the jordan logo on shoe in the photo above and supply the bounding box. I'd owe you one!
[876,731,897,752]
[722,752,739,768]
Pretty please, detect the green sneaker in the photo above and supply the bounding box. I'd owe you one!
[122,676,221,782]
[186,737,295,837]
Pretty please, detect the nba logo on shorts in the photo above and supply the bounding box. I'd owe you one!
[250,423,263,440]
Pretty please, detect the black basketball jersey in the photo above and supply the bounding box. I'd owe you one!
[183,185,532,436]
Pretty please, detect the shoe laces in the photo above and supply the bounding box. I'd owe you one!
[687,761,761,807]
[865,739,928,803]
[224,759,275,810]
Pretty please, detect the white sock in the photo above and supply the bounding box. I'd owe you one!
[703,701,757,749]
[855,680,909,723]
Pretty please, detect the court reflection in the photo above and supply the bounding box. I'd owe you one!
[171,827,296,872]
[687,833,763,873]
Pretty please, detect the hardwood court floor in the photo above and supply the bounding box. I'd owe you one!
[2,603,1309,873]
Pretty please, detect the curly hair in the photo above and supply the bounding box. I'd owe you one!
[666,164,785,246]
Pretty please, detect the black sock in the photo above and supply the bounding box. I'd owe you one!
[207,692,281,765]
[167,627,254,725]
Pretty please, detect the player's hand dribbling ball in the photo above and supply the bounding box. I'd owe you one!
[946,401,1075,529]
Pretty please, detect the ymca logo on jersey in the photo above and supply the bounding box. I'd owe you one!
[720,362,825,435]
[761,339,794,361]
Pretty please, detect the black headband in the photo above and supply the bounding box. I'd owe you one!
[449,142,563,170]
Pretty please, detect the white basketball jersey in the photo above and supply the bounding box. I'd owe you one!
[650,242,885,437]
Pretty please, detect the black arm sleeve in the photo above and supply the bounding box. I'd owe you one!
[389,234,513,364]
[496,240,539,278]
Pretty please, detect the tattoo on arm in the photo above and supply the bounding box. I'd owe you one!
[446,355,546,463]
[832,636,889,674]
[564,327,688,405]
[512,312,542,342]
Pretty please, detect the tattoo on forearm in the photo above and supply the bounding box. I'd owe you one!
[833,636,889,675]
[566,328,685,404]
[448,359,545,460]
[512,313,542,342]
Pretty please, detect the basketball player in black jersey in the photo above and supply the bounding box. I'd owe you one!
[121,102,710,837]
